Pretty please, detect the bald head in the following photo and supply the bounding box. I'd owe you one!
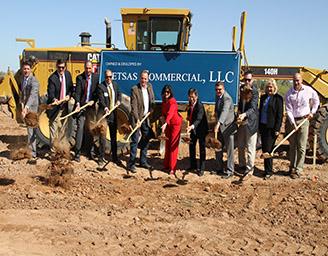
[293,73,303,91]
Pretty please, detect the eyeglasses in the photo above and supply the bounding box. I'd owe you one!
[244,78,252,82]
[57,66,65,70]
[215,88,223,91]
[106,75,112,78]
[164,91,170,94]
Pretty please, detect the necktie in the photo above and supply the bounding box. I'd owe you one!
[22,77,28,91]
[60,75,65,100]
[188,105,194,121]
[84,76,90,102]
[107,84,115,109]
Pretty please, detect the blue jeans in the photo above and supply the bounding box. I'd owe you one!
[128,121,152,168]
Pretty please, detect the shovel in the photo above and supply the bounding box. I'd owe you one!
[59,100,94,121]
[123,112,151,143]
[39,96,70,111]
[96,103,120,125]
[261,117,308,159]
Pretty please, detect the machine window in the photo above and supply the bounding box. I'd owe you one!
[150,18,181,50]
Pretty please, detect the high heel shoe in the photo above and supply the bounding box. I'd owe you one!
[169,170,175,175]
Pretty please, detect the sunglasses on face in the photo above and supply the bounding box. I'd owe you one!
[164,91,170,94]
[106,75,112,78]
[57,66,65,70]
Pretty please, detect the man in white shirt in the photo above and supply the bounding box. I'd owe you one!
[127,70,155,173]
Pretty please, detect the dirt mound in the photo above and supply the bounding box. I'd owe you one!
[10,147,32,160]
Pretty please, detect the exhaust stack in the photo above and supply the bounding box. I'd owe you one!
[79,32,92,46]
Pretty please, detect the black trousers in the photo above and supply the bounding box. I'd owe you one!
[189,133,206,170]
[260,124,277,174]
[100,119,118,161]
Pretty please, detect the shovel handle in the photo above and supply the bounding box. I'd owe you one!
[96,103,120,124]
[59,100,94,121]
[125,112,151,142]
[271,117,308,155]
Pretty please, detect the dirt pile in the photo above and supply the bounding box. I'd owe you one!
[0,111,327,255]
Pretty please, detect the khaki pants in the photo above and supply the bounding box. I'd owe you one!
[49,108,68,145]
[287,118,309,172]
[238,124,257,172]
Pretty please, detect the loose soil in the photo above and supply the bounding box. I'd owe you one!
[0,110,327,256]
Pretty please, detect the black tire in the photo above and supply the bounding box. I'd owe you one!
[309,104,328,162]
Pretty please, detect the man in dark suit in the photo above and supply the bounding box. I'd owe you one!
[127,70,155,173]
[46,59,73,145]
[73,61,99,162]
[237,70,259,178]
[97,69,122,166]
[20,61,39,164]
[186,88,209,176]
[214,81,236,178]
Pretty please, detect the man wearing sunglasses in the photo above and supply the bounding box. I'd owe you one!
[47,59,73,146]
[237,70,259,179]
[73,61,99,162]
[97,69,122,166]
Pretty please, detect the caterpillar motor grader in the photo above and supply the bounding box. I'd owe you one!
[1,7,328,162]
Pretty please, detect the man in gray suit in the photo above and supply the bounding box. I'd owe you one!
[20,61,39,164]
[214,81,236,178]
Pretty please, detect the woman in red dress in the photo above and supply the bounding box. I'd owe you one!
[160,85,182,175]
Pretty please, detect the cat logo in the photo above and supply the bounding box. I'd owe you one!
[87,53,100,64]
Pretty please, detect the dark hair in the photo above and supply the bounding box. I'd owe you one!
[22,61,32,68]
[215,81,224,87]
[244,70,253,76]
[188,88,198,97]
[161,84,173,98]
[56,59,66,66]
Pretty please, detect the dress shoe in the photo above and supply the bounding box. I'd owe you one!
[264,173,273,180]
[127,165,137,173]
[113,159,123,166]
[290,170,300,179]
[27,157,37,165]
[140,163,153,170]
[98,157,106,166]
[74,154,80,162]
[198,169,204,177]
[222,173,233,179]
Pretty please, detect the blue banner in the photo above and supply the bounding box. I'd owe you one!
[100,51,241,104]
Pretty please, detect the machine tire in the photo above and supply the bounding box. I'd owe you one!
[309,104,328,162]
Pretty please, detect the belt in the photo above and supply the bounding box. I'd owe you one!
[294,115,308,121]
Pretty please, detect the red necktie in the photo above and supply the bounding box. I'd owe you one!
[60,75,65,100]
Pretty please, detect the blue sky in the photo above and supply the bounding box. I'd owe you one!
[1,0,327,71]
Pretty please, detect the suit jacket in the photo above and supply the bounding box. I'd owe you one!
[187,100,209,138]
[46,70,73,120]
[130,83,155,128]
[215,91,235,134]
[75,72,99,106]
[21,74,39,113]
[238,85,259,135]
[98,80,122,123]
[259,93,283,133]
[162,97,182,126]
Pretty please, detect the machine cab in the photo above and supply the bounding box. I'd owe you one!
[121,8,192,51]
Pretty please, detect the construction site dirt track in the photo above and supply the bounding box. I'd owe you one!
[0,111,327,256]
